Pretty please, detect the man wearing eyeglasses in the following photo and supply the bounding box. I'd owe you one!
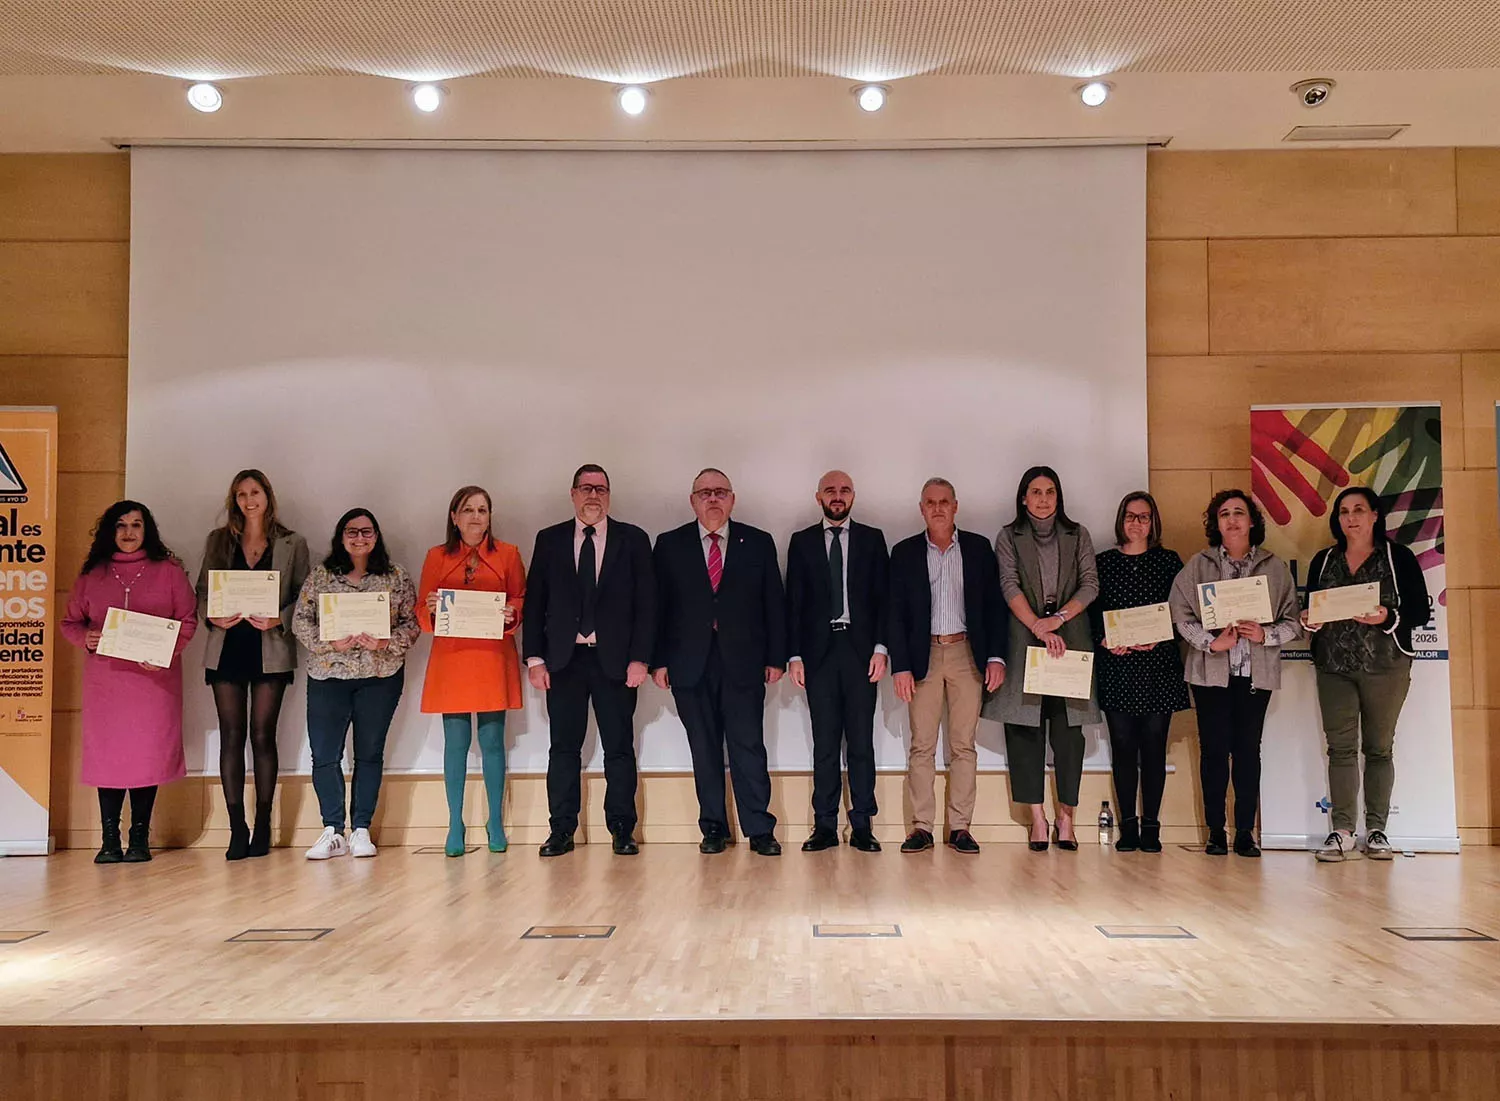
[652,467,787,856]
[524,464,656,857]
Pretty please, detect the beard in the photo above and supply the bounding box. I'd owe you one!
[821,501,850,522]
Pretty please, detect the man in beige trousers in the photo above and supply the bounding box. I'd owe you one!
[887,478,1009,853]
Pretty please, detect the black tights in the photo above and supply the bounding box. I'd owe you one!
[99,786,157,825]
[214,680,288,811]
[1105,711,1172,822]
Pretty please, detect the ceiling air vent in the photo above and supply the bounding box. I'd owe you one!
[1283,124,1408,142]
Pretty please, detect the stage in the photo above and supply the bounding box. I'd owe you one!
[3,842,1499,1099]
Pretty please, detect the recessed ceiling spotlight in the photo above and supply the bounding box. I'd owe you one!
[853,83,889,113]
[411,83,445,113]
[1077,81,1112,107]
[186,82,223,113]
[617,85,649,116]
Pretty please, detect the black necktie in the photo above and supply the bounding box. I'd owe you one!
[828,526,845,620]
[579,525,598,638]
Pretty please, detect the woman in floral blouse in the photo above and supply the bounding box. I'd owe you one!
[292,508,419,860]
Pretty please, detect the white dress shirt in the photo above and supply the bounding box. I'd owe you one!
[526,516,608,666]
[698,520,730,567]
[789,519,887,664]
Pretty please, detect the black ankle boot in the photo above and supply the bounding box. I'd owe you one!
[247,804,272,857]
[1140,819,1162,853]
[123,821,152,863]
[226,804,250,861]
[95,818,124,864]
[1114,817,1140,852]
[1205,827,1229,856]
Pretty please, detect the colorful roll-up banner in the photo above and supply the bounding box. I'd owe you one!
[1251,403,1458,852]
[0,407,58,855]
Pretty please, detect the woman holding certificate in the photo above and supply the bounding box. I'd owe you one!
[292,509,420,860]
[196,469,310,861]
[985,467,1100,852]
[1302,487,1428,863]
[1168,489,1301,858]
[416,485,526,857]
[62,501,197,864]
[1088,492,1189,853]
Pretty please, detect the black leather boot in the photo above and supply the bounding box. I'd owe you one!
[95,817,124,864]
[1140,819,1163,853]
[123,821,152,863]
[1114,817,1140,852]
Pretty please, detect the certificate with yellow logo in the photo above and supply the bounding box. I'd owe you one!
[435,590,508,639]
[319,592,392,641]
[1102,602,1175,649]
[207,569,280,618]
[1307,582,1380,626]
[1022,647,1094,700]
[97,607,180,667]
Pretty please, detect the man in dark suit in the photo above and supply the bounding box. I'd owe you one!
[786,470,890,853]
[888,477,1008,855]
[524,464,656,857]
[652,467,787,856]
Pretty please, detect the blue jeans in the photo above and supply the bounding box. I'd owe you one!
[307,671,404,831]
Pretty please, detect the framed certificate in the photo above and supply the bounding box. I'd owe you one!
[1197,575,1275,631]
[1307,582,1380,626]
[434,589,508,639]
[1021,647,1095,700]
[96,607,180,667]
[207,569,280,618]
[319,591,393,641]
[1102,602,1175,649]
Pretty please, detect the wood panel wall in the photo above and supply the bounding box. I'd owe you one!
[2,148,1497,849]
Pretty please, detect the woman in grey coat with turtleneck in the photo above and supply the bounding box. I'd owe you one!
[982,466,1101,851]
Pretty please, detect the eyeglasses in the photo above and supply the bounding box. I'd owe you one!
[574,485,610,496]
[344,527,376,539]
[693,488,732,501]
[1123,512,1153,524]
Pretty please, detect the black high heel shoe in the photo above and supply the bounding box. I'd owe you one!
[1028,820,1050,852]
[1053,822,1079,852]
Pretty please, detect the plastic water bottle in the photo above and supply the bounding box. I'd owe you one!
[1098,801,1115,847]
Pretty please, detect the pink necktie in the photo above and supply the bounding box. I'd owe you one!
[707,532,723,592]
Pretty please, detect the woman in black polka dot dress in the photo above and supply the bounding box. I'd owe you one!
[1088,492,1190,853]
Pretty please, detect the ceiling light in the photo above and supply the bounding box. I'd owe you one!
[617,85,649,116]
[186,82,222,113]
[853,84,888,113]
[1077,81,1112,107]
[412,83,444,113]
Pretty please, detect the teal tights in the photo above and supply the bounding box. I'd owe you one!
[442,711,507,855]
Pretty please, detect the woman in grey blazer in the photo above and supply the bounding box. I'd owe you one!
[196,469,310,860]
[983,466,1100,851]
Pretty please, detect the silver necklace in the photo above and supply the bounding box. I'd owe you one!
[109,561,149,609]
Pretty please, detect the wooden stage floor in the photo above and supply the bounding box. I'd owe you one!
[4,842,1500,1099]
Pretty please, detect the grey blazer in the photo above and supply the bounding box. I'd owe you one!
[195,529,311,674]
[982,520,1102,728]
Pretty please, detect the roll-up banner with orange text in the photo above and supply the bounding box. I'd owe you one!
[0,407,57,855]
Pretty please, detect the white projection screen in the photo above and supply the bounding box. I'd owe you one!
[128,145,1147,776]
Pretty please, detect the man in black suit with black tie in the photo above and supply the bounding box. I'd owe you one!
[652,467,787,856]
[524,464,656,857]
[786,470,890,853]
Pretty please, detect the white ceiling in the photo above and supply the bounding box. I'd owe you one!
[1,1,1498,152]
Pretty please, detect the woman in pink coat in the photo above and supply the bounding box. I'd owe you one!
[61,501,197,864]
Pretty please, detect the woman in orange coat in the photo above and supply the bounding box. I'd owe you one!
[417,485,526,856]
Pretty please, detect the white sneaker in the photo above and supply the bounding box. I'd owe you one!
[349,827,377,858]
[1364,829,1395,860]
[305,826,348,860]
[1314,830,1360,863]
